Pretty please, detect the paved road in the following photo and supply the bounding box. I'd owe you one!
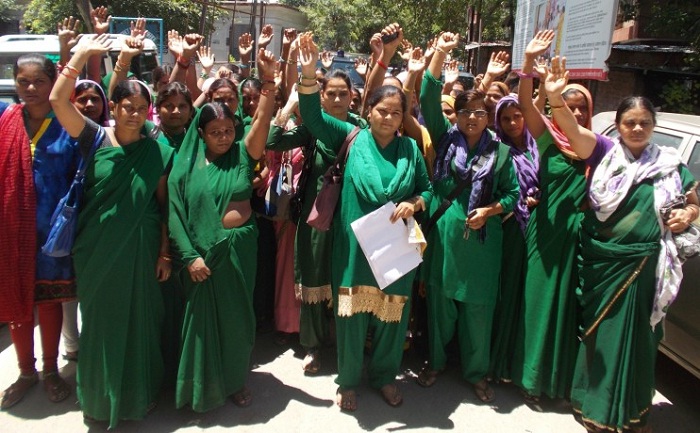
[0,323,698,432]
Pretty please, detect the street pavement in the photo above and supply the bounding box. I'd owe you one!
[1,323,698,432]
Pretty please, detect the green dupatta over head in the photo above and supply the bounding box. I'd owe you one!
[168,109,228,265]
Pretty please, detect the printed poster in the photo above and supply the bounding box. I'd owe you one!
[512,0,620,80]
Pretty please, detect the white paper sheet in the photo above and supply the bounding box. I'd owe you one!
[350,202,423,290]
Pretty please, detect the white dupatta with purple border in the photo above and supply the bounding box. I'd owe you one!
[589,138,683,330]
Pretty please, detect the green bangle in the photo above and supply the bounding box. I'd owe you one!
[200,72,209,79]
[239,64,249,69]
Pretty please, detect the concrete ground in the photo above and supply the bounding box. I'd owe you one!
[0,323,698,432]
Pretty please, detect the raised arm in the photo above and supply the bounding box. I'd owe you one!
[196,45,215,92]
[296,32,353,147]
[442,60,459,96]
[422,32,458,141]
[108,35,144,100]
[244,49,277,161]
[427,32,458,84]
[50,34,111,137]
[238,33,253,78]
[279,27,296,97]
[401,47,427,147]
[57,16,82,70]
[544,57,597,159]
[169,33,203,99]
[87,6,111,82]
[517,30,553,139]
[285,35,300,100]
[361,23,404,116]
[477,51,510,93]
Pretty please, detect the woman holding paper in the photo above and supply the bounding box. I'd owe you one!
[297,32,432,412]
[418,32,519,403]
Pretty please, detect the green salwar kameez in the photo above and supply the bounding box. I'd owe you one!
[266,114,367,351]
[572,162,695,431]
[298,92,432,389]
[419,71,519,384]
[74,125,174,429]
[510,130,587,399]
[169,110,258,413]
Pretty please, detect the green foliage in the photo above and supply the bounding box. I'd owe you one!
[23,0,222,37]
[294,0,512,59]
[0,0,21,23]
[646,1,700,69]
[618,0,638,22]
[659,79,700,115]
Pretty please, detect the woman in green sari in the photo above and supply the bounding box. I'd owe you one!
[545,57,699,433]
[168,49,277,413]
[50,35,174,428]
[297,32,432,411]
[511,30,588,402]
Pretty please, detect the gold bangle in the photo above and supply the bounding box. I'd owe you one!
[301,73,316,81]
[549,104,566,109]
[158,255,172,262]
[435,47,448,55]
[297,82,318,88]
[402,87,413,94]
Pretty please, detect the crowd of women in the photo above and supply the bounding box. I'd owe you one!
[0,8,697,432]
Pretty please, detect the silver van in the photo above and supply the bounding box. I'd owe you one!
[0,34,60,103]
[592,111,700,379]
[0,33,159,104]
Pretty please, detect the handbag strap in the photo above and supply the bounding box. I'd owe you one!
[74,126,106,182]
[422,137,500,234]
[332,126,363,176]
[422,174,473,235]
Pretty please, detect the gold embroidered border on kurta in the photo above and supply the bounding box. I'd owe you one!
[296,283,332,304]
[337,285,408,323]
[580,256,649,341]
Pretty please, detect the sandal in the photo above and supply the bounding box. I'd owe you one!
[63,351,79,362]
[520,388,542,411]
[231,386,252,408]
[335,387,357,412]
[473,379,495,403]
[302,350,320,375]
[379,382,403,407]
[43,371,71,403]
[416,368,439,388]
[1,372,38,410]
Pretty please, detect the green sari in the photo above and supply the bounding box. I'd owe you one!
[168,109,257,412]
[510,130,587,399]
[74,130,173,429]
[572,164,695,431]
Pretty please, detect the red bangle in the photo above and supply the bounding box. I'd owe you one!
[376,59,388,70]
[64,64,80,75]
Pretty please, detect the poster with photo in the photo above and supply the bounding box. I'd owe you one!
[512,0,620,80]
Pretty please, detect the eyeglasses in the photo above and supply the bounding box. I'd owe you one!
[457,109,488,118]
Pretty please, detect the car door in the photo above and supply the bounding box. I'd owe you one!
[661,133,700,380]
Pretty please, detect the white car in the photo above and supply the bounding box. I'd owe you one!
[592,110,700,379]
